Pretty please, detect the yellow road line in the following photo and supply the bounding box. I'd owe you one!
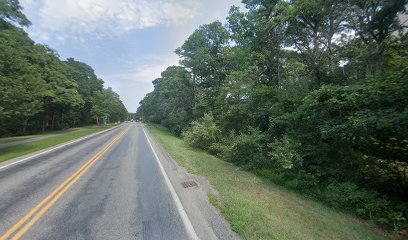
[0,126,130,240]
[0,129,125,240]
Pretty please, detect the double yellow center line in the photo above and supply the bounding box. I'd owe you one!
[0,126,130,240]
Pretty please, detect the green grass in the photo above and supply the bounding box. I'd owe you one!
[0,125,115,163]
[0,135,41,144]
[0,128,79,144]
[146,124,392,240]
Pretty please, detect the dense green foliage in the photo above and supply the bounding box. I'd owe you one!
[137,66,193,135]
[137,0,408,230]
[149,124,390,239]
[0,1,127,136]
[181,113,221,150]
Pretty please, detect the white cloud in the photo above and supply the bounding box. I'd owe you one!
[100,53,180,111]
[20,0,38,8]
[29,0,198,40]
[106,53,180,86]
[29,30,50,41]
[132,55,180,82]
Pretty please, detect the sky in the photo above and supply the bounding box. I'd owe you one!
[19,0,245,112]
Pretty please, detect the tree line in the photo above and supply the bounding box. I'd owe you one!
[137,0,408,230]
[0,0,128,136]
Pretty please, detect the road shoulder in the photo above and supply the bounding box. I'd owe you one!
[142,124,237,240]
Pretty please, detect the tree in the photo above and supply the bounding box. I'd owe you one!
[0,14,127,135]
[0,27,44,133]
[136,66,193,135]
[137,0,408,229]
[65,58,104,124]
[176,21,230,115]
[348,0,407,77]
[33,45,84,130]
[0,0,31,28]
[91,88,127,125]
[277,0,349,87]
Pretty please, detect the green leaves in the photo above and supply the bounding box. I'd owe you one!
[91,88,127,125]
[137,66,193,135]
[137,0,408,230]
[0,27,45,126]
[0,0,31,28]
[268,136,302,170]
[0,20,127,134]
[182,113,221,151]
[183,114,221,150]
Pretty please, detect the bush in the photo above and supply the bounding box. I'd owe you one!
[182,113,221,150]
[257,171,407,229]
[221,128,267,168]
[267,136,303,169]
[161,110,190,136]
[257,168,320,196]
[321,182,407,229]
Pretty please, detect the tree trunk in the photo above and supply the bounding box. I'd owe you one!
[191,74,197,115]
[51,113,55,129]
[22,118,29,133]
[42,113,46,132]
[375,42,385,78]
[328,17,335,75]
[61,111,64,127]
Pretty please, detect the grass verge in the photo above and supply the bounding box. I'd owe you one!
[0,128,79,144]
[0,135,41,144]
[147,124,392,240]
[0,125,116,163]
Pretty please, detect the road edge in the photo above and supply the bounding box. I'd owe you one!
[141,125,200,240]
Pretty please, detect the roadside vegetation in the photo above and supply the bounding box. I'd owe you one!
[137,0,408,234]
[0,1,128,137]
[0,125,115,162]
[0,135,40,144]
[148,124,394,240]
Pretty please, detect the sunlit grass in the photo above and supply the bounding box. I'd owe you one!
[147,124,390,240]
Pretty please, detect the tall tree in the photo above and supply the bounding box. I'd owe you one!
[0,27,44,133]
[65,58,104,124]
[176,21,230,115]
[137,66,193,135]
[33,45,83,130]
[91,88,127,125]
[348,0,407,77]
[138,0,408,228]
[0,0,31,28]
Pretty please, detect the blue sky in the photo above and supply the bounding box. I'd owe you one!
[19,0,244,112]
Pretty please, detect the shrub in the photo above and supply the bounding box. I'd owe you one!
[321,182,407,229]
[222,128,267,168]
[182,113,221,150]
[208,142,229,156]
[292,172,320,194]
[267,136,303,169]
[257,168,320,196]
[161,111,190,136]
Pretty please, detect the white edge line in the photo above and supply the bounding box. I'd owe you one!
[0,125,122,171]
[141,125,200,240]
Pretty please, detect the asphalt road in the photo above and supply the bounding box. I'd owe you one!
[0,123,233,240]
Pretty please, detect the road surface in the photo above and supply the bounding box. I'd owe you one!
[0,123,235,240]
